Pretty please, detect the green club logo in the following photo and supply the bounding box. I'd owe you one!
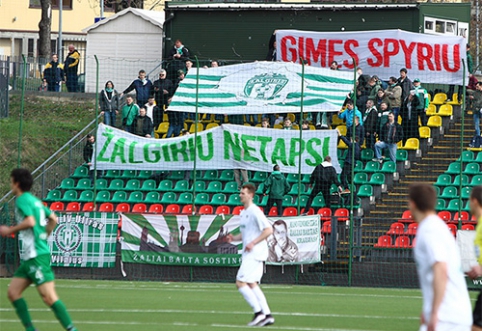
[54,223,82,252]
[244,73,289,100]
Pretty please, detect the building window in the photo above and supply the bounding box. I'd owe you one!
[424,16,459,36]
[29,0,73,9]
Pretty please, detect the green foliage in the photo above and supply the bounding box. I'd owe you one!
[0,93,95,197]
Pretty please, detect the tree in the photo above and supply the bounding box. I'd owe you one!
[38,0,52,60]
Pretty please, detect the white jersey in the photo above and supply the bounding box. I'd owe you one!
[144,104,155,122]
[414,214,472,326]
[240,204,271,261]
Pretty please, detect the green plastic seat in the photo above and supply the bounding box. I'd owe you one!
[127,191,144,204]
[445,162,462,175]
[368,173,385,186]
[476,152,482,163]
[283,195,293,206]
[71,166,89,178]
[453,174,469,186]
[104,170,122,178]
[219,170,234,181]
[59,178,75,190]
[144,191,160,204]
[380,161,397,173]
[121,170,137,179]
[396,150,408,162]
[353,172,369,185]
[169,170,185,180]
[177,192,194,205]
[464,162,480,175]
[435,198,446,211]
[255,183,265,194]
[107,179,125,191]
[458,151,474,163]
[94,178,108,190]
[461,187,471,200]
[210,193,227,205]
[470,175,482,187]
[440,186,458,199]
[258,195,269,207]
[433,185,440,196]
[194,193,210,205]
[158,179,174,192]
[288,183,305,195]
[206,181,223,193]
[95,190,111,203]
[293,195,309,209]
[125,179,141,191]
[173,180,190,192]
[338,149,347,161]
[286,174,300,183]
[251,172,268,183]
[446,199,462,212]
[138,170,153,179]
[111,191,128,203]
[61,190,78,202]
[203,170,219,181]
[311,195,326,208]
[160,192,177,204]
[191,181,206,193]
[226,194,241,206]
[357,185,373,198]
[354,160,364,172]
[223,181,239,194]
[302,174,311,183]
[434,174,452,186]
[364,161,381,173]
[140,179,157,191]
[78,190,94,203]
[361,149,374,162]
[44,189,62,202]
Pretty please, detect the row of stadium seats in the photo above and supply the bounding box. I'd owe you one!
[397,209,476,225]
[434,174,482,187]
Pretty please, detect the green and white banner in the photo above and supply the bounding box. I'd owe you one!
[121,213,320,267]
[94,123,341,173]
[168,61,354,114]
[46,212,118,267]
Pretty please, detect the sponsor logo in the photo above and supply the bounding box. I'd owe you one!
[244,73,289,100]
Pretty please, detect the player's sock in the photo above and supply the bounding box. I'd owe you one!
[50,300,77,331]
[251,285,271,315]
[238,285,261,312]
[12,298,36,331]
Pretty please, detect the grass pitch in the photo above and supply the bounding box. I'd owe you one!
[0,279,477,331]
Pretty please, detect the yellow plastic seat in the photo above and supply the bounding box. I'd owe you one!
[426,104,437,116]
[401,138,420,151]
[427,115,442,128]
[337,138,348,149]
[155,122,169,134]
[274,124,283,129]
[431,93,447,105]
[419,126,431,139]
[331,114,344,126]
[189,123,204,133]
[447,94,462,105]
[438,104,453,117]
[337,125,347,136]
[205,122,219,130]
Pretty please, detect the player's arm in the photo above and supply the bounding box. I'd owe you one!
[45,212,58,236]
[427,261,447,331]
[0,216,36,237]
[228,233,242,242]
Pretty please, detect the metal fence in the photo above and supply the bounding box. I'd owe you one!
[0,56,9,118]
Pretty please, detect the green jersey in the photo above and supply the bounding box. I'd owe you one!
[16,192,52,261]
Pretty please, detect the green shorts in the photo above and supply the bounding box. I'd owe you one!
[14,254,55,286]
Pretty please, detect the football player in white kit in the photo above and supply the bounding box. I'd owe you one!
[227,183,275,327]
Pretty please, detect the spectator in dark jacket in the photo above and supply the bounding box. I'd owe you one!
[363,99,378,149]
[121,70,153,107]
[373,112,403,163]
[346,115,365,146]
[152,69,174,116]
[132,107,154,138]
[83,134,101,181]
[397,68,413,102]
[64,44,80,92]
[338,131,361,194]
[263,165,290,216]
[304,156,342,212]
[43,54,64,92]
[400,90,421,144]
[99,80,120,127]
[266,31,277,61]
[169,39,190,77]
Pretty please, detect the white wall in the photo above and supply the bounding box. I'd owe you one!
[85,14,163,94]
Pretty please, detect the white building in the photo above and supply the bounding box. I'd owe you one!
[83,8,164,93]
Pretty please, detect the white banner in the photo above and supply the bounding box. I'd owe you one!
[93,123,341,174]
[276,29,467,85]
[121,213,321,266]
[167,61,354,114]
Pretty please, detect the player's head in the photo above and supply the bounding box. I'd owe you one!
[240,183,256,206]
[469,186,482,218]
[10,168,33,194]
[408,183,437,221]
[273,220,288,243]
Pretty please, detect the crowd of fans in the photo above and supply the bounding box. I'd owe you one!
[41,44,81,92]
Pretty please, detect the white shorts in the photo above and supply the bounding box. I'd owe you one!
[419,322,471,331]
[236,257,264,284]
